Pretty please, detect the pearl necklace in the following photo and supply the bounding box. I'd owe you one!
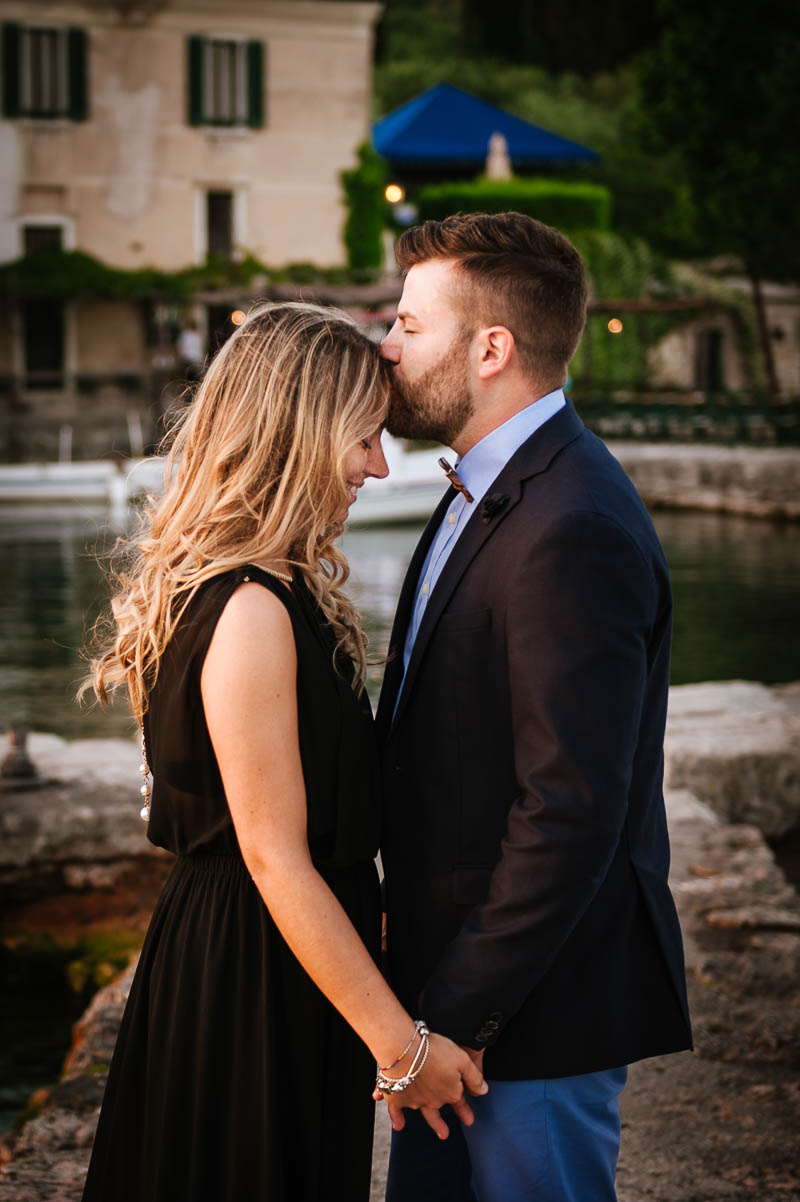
[139,729,152,822]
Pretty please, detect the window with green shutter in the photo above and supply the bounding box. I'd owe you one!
[186,35,265,128]
[1,21,88,120]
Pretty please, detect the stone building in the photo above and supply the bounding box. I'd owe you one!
[0,0,381,459]
[647,281,800,398]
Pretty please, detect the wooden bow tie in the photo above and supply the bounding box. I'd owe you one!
[438,457,474,503]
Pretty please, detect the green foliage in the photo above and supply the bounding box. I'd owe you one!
[417,177,612,229]
[571,230,661,297]
[340,142,389,272]
[0,249,183,301]
[375,0,461,66]
[459,0,659,76]
[177,252,269,295]
[375,0,660,77]
[636,0,800,280]
[64,930,141,996]
[2,928,141,999]
[0,247,391,301]
[568,232,678,389]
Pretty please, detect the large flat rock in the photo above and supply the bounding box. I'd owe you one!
[665,681,800,838]
[1,734,170,902]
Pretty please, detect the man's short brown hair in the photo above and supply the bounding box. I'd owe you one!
[395,211,587,384]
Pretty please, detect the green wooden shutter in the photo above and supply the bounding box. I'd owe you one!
[67,28,88,120]
[188,36,204,125]
[246,40,264,128]
[2,23,21,118]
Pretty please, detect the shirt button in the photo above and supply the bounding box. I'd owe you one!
[422,584,429,595]
[448,513,456,524]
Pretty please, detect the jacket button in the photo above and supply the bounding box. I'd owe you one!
[393,764,401,774]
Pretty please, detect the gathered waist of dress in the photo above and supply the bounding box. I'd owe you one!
[174,849,378,883]
[173,851,249,881]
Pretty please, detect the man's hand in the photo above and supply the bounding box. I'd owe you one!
[460,1046,485,1072]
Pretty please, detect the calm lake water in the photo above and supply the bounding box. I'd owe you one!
[1,503,799,742]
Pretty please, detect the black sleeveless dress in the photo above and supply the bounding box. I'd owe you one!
[81,567,382,1202]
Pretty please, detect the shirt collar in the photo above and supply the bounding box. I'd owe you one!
[455,388,566,505]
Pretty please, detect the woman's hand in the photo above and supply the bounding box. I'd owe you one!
[375,1033,487,1139]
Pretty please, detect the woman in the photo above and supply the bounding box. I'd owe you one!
[81,302,484,1202]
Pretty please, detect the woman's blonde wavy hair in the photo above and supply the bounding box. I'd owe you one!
[84,300,390,722]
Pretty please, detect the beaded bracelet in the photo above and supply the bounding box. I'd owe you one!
[376,1022,431,1095]
[379,1018,426,1072]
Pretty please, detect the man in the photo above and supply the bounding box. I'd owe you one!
[376,212,692,1201]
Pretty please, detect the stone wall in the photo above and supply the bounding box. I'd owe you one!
[611,443,800,519]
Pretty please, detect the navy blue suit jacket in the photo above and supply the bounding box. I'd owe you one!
[376,402,692,1079]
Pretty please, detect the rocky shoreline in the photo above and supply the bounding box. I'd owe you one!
[2,681,799,1200]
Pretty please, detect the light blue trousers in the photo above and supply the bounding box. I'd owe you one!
[386,1067,628,1202]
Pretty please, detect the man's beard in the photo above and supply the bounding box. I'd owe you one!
[386,333,474,446]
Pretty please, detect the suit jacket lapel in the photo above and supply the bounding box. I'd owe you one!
[375,483,454,740]
[388,402,585,733]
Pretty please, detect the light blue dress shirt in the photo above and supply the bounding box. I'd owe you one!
[400,388,566,688]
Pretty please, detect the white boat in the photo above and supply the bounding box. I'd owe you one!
[0,438,449,527]
[0,458,164,507]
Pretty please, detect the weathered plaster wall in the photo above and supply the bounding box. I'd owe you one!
[0,0,381,269]
[74,301,145,372]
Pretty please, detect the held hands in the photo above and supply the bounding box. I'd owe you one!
[373,1032,488,1140]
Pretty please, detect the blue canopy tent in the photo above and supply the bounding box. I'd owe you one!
[373,83,599,173]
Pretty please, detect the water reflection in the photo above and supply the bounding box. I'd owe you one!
[653,509,800,685]
[1,505,799,738]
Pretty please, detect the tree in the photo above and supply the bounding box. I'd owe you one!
[637,0,800,396]
[460,0,660,75]
[376,0,661,77]
[340,144,388,272]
